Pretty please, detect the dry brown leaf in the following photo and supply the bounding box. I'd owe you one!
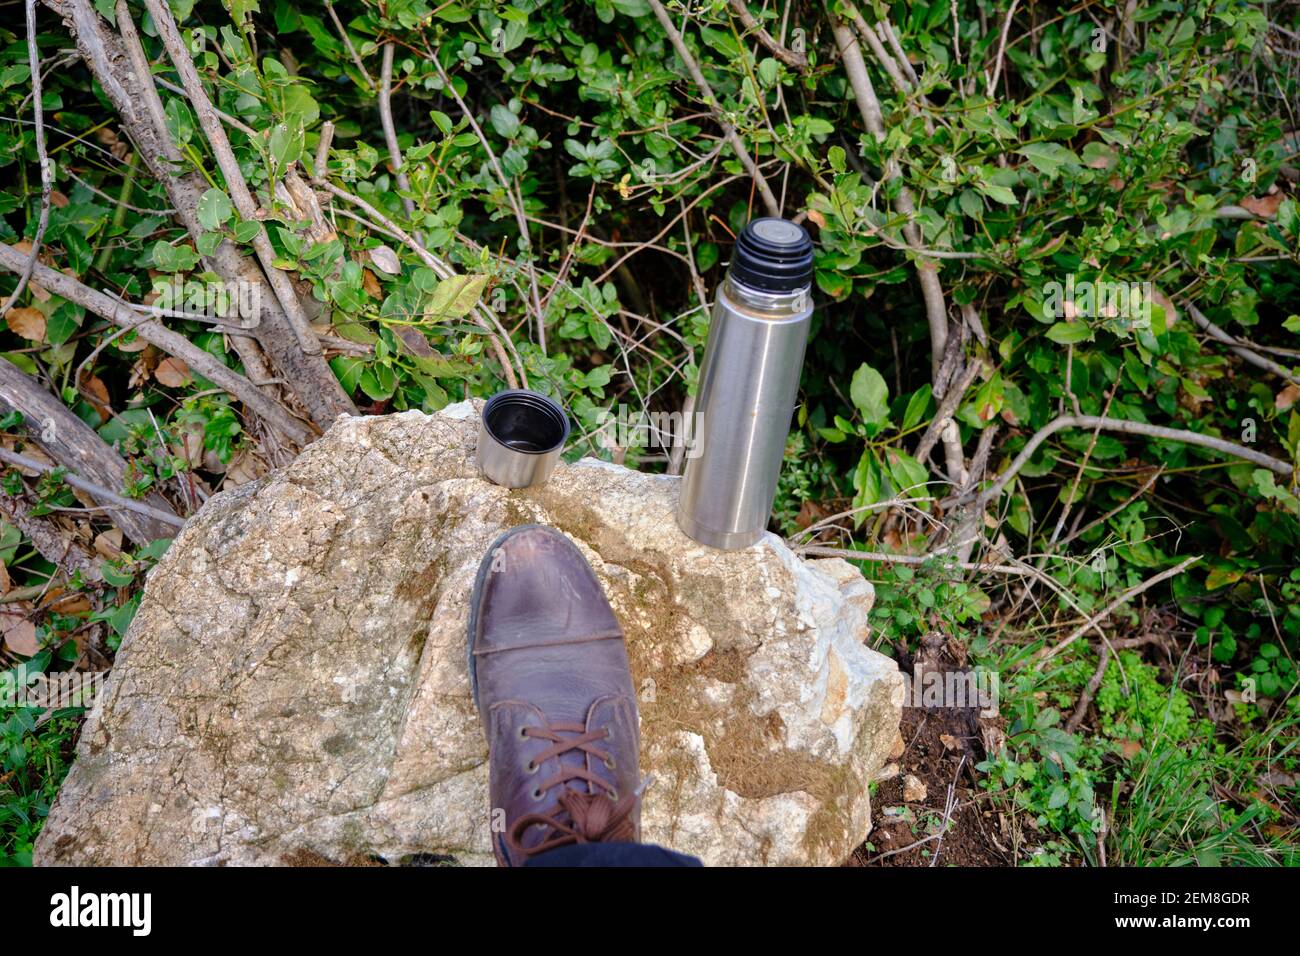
[154,357,191,388]
[224,450,266,487]
[78,373,110,406]
[1239,192,1284,218]
[1086,145,1117,169]
[1276,383,1300,412]
[6,306,46,341]
[361,268,382,298]
[0,561,9,595]
[367,245,401,275]
[805,208,827,229]
[49,190,70,209]
[94,528,124,561]
[117,332,149,353]
[1,609,37,657]
[939,733,959,751]
[40,588,91,616]
[1151,287,1179,328]
[78,373,113,422]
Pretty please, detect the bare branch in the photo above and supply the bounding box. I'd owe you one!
[0,1,54,315]
[379,42,415,218]
[987,0,1022,96]
[0,358,180,543]
[1037,556,1201,668]
[1186,301,1300,389]
[142,0,323,356]
[973,415,1294,509]
[848,8,912,94]
[796,545,1034,576]
[0,447,184,530]
[325,1,374,90]
[727,0,809,73]
[53,0,354,431]
[0,242,315,446]
[829,14,951,388]
[648,0,781,217]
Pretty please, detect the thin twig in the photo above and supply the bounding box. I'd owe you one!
[987,0,1022,96]
[325,1,374,90]
[379,42,415,218]
[1186,301,1300,389]
[648,0,781,217]
[142,0,323,355]
[0,1,53,316]
[727,0,809,72]
[0,448,184,528]
[972,415,1294,510]
[796,545,1034,576]
[1065,634,1162,732]
[829,11,962,487]
[1036,556,1201,668]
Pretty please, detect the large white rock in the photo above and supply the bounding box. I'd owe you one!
[35,404,903,866]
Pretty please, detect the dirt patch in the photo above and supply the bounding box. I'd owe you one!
[849,638,1011,867]
[850,705,1008,866]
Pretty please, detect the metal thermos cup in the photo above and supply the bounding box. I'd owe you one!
[677,218,814,550]
[476,389,570,488]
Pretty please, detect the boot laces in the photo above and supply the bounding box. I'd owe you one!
[507,721,643,858]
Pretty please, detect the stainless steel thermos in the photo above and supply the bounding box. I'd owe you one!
[676,218,814,549]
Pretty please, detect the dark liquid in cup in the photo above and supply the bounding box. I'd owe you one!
[502,437,548,452]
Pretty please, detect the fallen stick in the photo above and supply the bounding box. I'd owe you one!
[1035,555,1201,668]
[0,448,185,529]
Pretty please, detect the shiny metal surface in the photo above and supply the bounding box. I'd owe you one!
[676,277,813,549]
[476,390,569,489]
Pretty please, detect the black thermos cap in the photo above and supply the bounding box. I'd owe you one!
[729,217,814,293]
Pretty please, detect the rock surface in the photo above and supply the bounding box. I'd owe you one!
[36,404,903,866]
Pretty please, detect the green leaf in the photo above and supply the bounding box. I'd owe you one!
[427,275,488,321]
[976,181,1017,205]
[269,121,304,168]
[197,188,234,230]
[329,355,365,393]
[490,104,520,139]
[1045,321,1092,344]
[232,219,262,243]
[151,241,199,273]
[358,363,398,401]
[1016,142,1081,177]
[100,562,135,588]
[885,449,929,497]
[46,303,82,347]
[195,231,223,256]
[164,98,194,147]
[1205,567,1243,591]
[901,385,932,431]
[850,362,890,427]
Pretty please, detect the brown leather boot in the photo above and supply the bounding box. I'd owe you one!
[468,524,642,866]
